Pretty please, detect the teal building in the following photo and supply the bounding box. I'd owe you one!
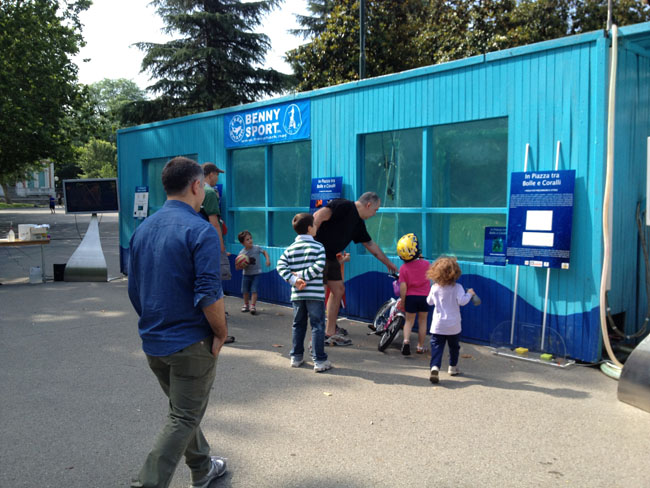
[117,23,650,362]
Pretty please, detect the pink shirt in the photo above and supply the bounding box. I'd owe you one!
[398,258,431,296]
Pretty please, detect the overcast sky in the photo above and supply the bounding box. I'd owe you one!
[72,0,309,90]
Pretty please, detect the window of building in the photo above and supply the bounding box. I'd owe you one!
[361,118,508,262]
[364,128,423,208]
[144,154,198,213]
[229,140,311,247]
[431,118,508,208]
[363,128,424,254]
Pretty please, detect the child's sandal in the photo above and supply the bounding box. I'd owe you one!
[241,305,249,312]
[416,345,428,354]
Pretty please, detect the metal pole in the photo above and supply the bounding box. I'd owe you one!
[41,243,46,283]
[541,140,561,350]
[359,0,366,80]
[510,143,530,344]
[607,0,613,31]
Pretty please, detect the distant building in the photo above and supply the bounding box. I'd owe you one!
[0,161,56,202]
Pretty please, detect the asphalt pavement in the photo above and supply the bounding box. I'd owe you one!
[1,208,649,488]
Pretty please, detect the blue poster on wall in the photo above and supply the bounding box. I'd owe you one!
[484,227,506,266]
[224,100,310,148]
[310,177,342,212]
[506,170,576,269]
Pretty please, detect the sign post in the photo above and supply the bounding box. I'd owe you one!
[506,142,575,349]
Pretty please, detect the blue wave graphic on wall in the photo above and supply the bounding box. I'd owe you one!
[122,247,600,362]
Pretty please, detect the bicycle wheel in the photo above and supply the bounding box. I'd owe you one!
[371,299,394,332]
[378,315,405,352]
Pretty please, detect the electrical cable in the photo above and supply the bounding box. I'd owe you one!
[74,215,82,239]
[377,135,397,239]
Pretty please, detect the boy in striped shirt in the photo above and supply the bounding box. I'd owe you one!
[276,213,331,372]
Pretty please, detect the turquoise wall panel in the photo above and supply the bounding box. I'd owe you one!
[118,24,650,362]
[610,40,650,335]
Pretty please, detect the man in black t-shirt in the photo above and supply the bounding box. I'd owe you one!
[314,192,397,346]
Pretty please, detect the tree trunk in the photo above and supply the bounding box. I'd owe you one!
[0,182,14,204]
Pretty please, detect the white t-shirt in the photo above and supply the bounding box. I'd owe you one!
[426,283,472,335]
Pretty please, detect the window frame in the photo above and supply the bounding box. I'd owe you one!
[360,118,509,262]
[227,140,312,247]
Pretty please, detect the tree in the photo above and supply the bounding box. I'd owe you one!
[290,0,337,39]
[287,0,650,92]
[502,0,574,48]
[0,0,90,202]
[78,138,117,178]
[132,0,294,122]
[88,78,147,141]
[287,0,433,91]
[572,0,650,33]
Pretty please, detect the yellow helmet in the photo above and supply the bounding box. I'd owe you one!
[396,233,420,261]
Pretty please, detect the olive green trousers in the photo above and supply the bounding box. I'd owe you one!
[134,338,217,488]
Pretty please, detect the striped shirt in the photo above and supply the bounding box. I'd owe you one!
[276,235,326,301]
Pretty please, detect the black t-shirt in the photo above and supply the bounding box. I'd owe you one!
[315,199,372,259]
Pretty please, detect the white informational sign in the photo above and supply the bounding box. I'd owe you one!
[133,186,149,219]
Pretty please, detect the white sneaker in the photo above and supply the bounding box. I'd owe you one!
[191,456,227,487]
[324,334,352,346]
[290,357,304,368]
[314,359,332,372]
[429,366,440,384]
[448,365,460,376]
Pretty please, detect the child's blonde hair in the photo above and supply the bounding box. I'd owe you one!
[427,256,461,286]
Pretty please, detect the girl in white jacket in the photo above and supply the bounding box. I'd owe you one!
[426,256,475,384]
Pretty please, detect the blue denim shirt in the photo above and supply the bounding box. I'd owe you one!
[128,200,222,356]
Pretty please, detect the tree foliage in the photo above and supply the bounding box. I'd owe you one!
[287,0,650,92]
[87,78,146,141]
[0,0,90,201]
[131,0,295,123]
[290,0,337,39]
[78,138,117,178]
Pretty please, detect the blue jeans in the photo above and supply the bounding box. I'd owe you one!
[430,333,461,369]
[291,300,327,362]
[241,274,260,294]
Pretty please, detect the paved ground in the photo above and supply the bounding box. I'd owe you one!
[1,208,650,488]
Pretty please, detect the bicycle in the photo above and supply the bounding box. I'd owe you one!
[369,273,406,352]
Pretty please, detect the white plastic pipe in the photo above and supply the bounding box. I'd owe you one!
[600,25,623,368]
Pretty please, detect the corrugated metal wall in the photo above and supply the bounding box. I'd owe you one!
[610,28,650,336]
[118,24,650,362]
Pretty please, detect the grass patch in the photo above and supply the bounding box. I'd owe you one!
[0,203,41,209]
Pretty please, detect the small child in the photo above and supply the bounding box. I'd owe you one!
[276,213,331,373]
[236,230,270,315]
[425,256,475,384]
[395,233,431,356]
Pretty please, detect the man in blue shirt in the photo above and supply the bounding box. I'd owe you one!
[128,156,229,488]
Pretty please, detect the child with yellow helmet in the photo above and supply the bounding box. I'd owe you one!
[396,233,431,355]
